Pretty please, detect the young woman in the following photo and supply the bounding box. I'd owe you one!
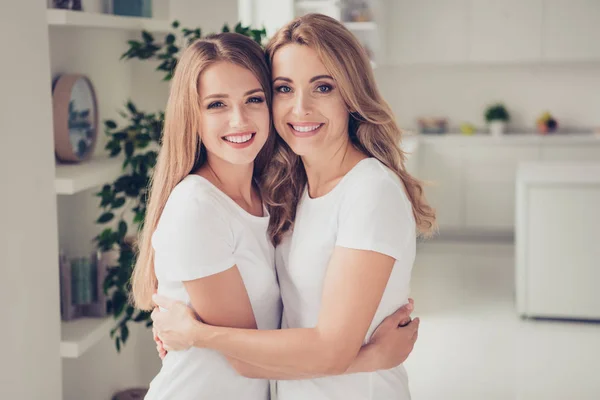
[151,14,435,400]
[133,32,419,400]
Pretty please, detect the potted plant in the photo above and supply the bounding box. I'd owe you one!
[484,103,510,137]
[95,21,267,352]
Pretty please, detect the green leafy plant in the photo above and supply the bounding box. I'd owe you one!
[484,103,510,123]
[95,21,267,352]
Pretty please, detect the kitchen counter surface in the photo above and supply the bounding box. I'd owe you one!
[517,162,600,184]
[403,132,600,145]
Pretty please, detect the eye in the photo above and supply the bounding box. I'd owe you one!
[276,85,292,93]
[247,96,265,104]
[208,101,224,109]
[316,84,332,93]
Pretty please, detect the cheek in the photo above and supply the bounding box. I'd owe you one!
[272,99,288,131]
[199,114,225,150]
[252,107,270,135]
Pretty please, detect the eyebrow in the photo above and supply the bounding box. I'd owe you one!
[203,88,264,101]
[272,75,334,84]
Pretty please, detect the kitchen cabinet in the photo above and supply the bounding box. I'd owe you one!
[540,145,600,161]
[468,0,543,63]
[414,135,600,233]
[516,163,600,320]
[462,145,539,229]
[418,142,464,229]
[542,0,600,62]
[387,0,470,65]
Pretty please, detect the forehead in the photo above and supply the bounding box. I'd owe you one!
[199,61,261,96]
[271,44,329,80]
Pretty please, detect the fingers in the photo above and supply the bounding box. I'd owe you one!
[389,301,414,325]
[407,317,420,340]
[151,307,160,322]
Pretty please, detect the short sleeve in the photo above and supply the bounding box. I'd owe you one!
[152,187,235,282]
[336,176,415,261]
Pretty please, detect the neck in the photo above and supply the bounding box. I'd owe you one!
[301,137,365,195]
[197,155,254,203]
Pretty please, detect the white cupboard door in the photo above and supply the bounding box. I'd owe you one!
[525,186,600,319]
[542,0,600,62]
[540,145,600,161]
[469,0,543,63]
[388,0,470,65]
[418,143,464,229]
[463,145,539,230]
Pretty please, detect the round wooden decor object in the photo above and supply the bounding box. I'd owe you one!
[52,74,98,163]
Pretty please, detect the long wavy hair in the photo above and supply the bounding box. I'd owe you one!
[263,14,436,245]
[131,33,275,310]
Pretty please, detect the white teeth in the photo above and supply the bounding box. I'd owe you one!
[223,133,253,144]
[292,124,321,133]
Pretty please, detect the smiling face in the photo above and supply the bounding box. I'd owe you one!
[271,44,350,158]
[198,61,270,166]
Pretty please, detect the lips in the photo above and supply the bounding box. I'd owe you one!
[222,132,255,144]
[288,123,324,137]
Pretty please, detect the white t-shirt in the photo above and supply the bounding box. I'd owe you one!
[275,158,416,400]
[146,175,282,400]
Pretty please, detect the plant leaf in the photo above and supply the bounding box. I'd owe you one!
[97,212,114,224]
[118,220,128,238]
[121,324,130,344]
[112,197,126,209]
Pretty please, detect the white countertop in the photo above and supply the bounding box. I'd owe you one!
[404,132,600,145]
[517,162,600,184]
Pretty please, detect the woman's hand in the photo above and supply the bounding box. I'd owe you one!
[153,324,168,360]
[151,294,203,351]
[366,299,420,370]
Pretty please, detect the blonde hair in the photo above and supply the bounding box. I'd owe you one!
[263,14,436,245]
[132,33,274,310]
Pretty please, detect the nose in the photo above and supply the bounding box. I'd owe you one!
[292,91,312,117]
[229,105,248,129]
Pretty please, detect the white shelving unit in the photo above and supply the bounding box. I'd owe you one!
[48,8,140,361]
[47,9,171,32]
[61,317,114,358]
[55,156,123,195]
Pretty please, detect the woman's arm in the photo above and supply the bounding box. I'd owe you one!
[166,260,417,380]
[154,247,407,376]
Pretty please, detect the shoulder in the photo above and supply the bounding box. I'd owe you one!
[157,176,229,235]
[341,158,409,204]
[165,176,223,215]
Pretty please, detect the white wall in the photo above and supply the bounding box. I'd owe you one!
[375,63,600,132]
[0,1,62,399]
[170,0,240,34]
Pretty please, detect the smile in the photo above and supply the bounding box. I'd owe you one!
[288,123,324,137]
[222,132,255,144]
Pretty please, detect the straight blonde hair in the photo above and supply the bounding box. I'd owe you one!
[263,14,436,245]
[131,33,274,310]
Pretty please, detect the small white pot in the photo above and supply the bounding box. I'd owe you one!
[489,120,507,137]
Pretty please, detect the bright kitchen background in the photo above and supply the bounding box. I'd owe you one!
[1,1,599,399]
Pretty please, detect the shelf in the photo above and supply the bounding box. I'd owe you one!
[344,21,377,31]
[55,156,122,195]
[47,9,171,32]
[61,317,114,358]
